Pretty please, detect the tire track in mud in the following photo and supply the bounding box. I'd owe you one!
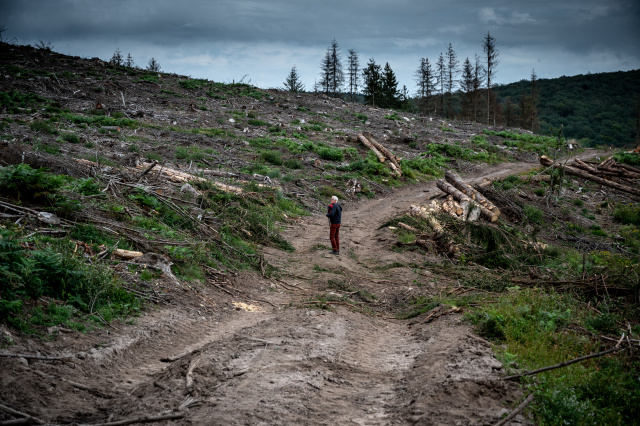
[4,155,604,424]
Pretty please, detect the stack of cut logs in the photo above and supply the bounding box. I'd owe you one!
[434,170,502,222]
[357,133,402,177]
[540,155,640,198]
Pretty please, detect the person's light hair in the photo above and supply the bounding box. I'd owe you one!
[331,196,338,203]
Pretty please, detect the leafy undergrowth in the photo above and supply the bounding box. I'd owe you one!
[386,159,640,424]
[0,163,307,336]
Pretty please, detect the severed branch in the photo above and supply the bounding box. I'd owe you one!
[0,402,45,425]
[0,352,74,362]
[503,346,627,381]
[185,354,203,394]
[33,370,113,399]
[79,413,184,426]
[493,393,535,426]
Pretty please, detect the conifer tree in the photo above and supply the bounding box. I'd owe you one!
[381,62,400,109]
[436,53,445,117]
[124,53,135,68]
[472,55,485,122]
[319,39,344,97]
[415,57,435,116]
[147,57,161,72]
[110,48,123,66]
[445,43,459,118]
[283,65,305,92]
[362,58,382,107]
[460,57,474,120]
[483,32,499,124]
[347,49,360,102]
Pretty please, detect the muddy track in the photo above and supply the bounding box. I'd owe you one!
[1,153,604,425]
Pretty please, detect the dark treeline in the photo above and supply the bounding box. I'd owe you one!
[493,69,640,148]
[284,36,639,148]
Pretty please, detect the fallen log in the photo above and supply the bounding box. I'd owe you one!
[357,134,386,163]
[185,353,203,394]
[437,180,498,222]
[397,222,420,233]
[114,249,143,260]
[445,170,501,216]
[410,204,458,256]
[540,156,640,197]
[494,394,535,426]
[33,370,113,399]
[365,134,402,175]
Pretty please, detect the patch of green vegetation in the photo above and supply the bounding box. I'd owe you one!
[400,153,447,178]
[524,205,544,224]
[467,288,640,425]
[178,79,209,90]
[613,152,640,167]
[248,118,269,126]
[29,120,58,134]
[317,185,346,200]
[354,112,367,122]
[260,150,283,165]
[613,204,640,226]
[0,228,141,334]
[58,112,137,128]
[60,132,80,144]
[317,146,343,162]
[0,91,47,113]
[398,296,440,319]
[175,146,214,162]
[385,112,400,120]
[533,187,545,196]
[194,180,303,253]
[301,123,325,132]
[284,158,302,169]
[484,129,561,156]
[137,74,159,83]
[423,143,498,163]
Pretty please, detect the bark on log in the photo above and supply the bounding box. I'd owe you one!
[366,134,402,172]
[114,249,144,260]
[445,170,501,216]
[397,222,420,233]
[437,180,499,222]
[540,156,640,197]
[357,135,386,163]
[573,159,599,174]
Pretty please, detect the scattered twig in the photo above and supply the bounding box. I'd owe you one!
[0,353,74,362]
[0,402,45,425]
[33,370,113,399]
[79,413,184,426]
[503,346,628,381]
[493,393,535,426]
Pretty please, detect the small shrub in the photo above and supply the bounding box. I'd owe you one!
[572,199,584,207]
[284,158,302,169]
[248,118,268,126]
[524,205,544,224]
[260,150,283,165]
[317,146,343,162]
[29,120,57,134]
[533,188,545,196]
[61,132,80,144]
[613,204,640,225]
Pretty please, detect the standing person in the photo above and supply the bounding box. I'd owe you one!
[326,195,342,255]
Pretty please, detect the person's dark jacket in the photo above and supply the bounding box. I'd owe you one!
[326,203,342,224]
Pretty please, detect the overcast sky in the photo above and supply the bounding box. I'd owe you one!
[1,0,639,92]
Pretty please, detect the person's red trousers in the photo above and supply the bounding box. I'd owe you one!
[329,224,340,252]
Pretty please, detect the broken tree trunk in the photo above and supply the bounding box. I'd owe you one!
[437,179,499,222]
[540,156,640,197]
[444,170,501,217]
[409,204,458,256]
[478,174,550,187]
[357,134,386,163]
[365,134,402,176]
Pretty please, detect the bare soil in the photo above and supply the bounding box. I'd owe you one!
[1,152,604,426]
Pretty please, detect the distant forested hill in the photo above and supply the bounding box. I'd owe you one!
[494,69,640,148]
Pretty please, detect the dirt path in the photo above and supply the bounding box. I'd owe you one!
[1,152,605,425]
